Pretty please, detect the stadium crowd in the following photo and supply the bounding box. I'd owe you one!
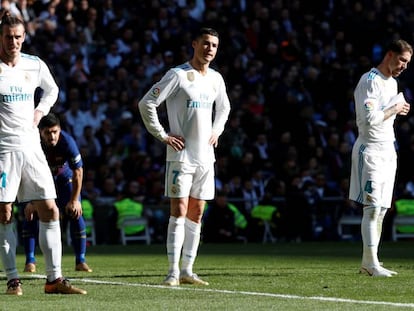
[7,0,414,242]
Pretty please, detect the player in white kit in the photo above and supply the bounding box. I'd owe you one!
[139,27,231,286]
[0,13,86,295]
[349,39,412,277]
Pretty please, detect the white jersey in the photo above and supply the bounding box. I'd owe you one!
[139,62,231,165]
[0,53,59,152]
[350,67,399,207]
[353,67,398,143]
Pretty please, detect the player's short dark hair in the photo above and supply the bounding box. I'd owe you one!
[39,113,61,129]
[386,39,413,56]
[0,13,24,30]
[194,27,219,40]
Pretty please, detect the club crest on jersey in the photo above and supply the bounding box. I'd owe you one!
[364,102,373,111]
[24,72,31,82]
[187,72,195,82]
[151,87,160,98]
[171,184,178,195]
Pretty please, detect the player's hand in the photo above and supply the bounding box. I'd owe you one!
[164,134,185,151]
[24,202,36,221]
[398,102,410,115]
[65,201,82,219]
[208,133,219,147]
[33,109,44,128]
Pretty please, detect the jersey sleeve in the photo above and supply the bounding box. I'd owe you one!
[355,75,385,126]
[36,58,59,116]
[64,132,83,170]
[138,69,180,142]
[212,73,231,136]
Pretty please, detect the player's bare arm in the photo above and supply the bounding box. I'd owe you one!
[66,167,83,219]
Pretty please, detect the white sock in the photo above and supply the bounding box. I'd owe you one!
[39,220,62,282]
[0,224,18,281]
[361,206,380,267]
[166,216,185,275]
[376,208,387,244]
[181,218,201,277]
[375,207,387,260]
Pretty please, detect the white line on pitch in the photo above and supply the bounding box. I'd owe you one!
[61,275,414,308]
[5,273,414,308]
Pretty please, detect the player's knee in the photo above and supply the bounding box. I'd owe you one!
[34,200,60,221]
[0,204,13,224]
[0,212,13,224]
[363,205,381,219]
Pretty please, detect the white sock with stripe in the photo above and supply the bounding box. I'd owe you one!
[181,218,201,277]
[39,220,62,282]
[166,216,185,276]
[0,223,18,281]
[361,206,381,267]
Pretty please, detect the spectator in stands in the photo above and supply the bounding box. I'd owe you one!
[95,118,115,156]
[7,0,414,246]
[106,42,122,69]
[81,179,101,202]
[63,89,88,140]
[84,101,106,134]
[203,191,246,243]
[251,133,274,172]
[218,113,248,163]
[78,125,102,164]
[284,175,314,242]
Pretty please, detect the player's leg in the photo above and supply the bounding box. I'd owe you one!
[0,203,22,295]
[360,204,393,277]
[374,207,397,275]
[21,203,38,273]
[0,153,22,295]
[375,154,398,275]
[179,198,208,285]
[361,205,381,267]
[34,199,86,294]
[35,199,62,281]
[376,207,386,245]
[162,162,191,286]
[353,145,392,277]
[23,149,86,294]
[59,180,92,272]
[179,164,214,285]
[164,199,186,286]
[69,215,92,272]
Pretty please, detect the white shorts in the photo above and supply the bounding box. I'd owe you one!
[165,161,215,200]
[349,138,396,208]
[0,148,56,203]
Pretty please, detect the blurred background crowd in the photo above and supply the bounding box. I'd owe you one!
[6,0,414,243]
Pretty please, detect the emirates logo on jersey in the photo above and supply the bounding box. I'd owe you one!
[187,72,195,82]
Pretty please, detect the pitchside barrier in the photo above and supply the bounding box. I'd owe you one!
[73,196,359,243]
[14,196,409,245]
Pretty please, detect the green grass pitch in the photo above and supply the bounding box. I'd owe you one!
[1,241,414,310]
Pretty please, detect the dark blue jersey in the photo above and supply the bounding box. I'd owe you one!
[42,130,83,186]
